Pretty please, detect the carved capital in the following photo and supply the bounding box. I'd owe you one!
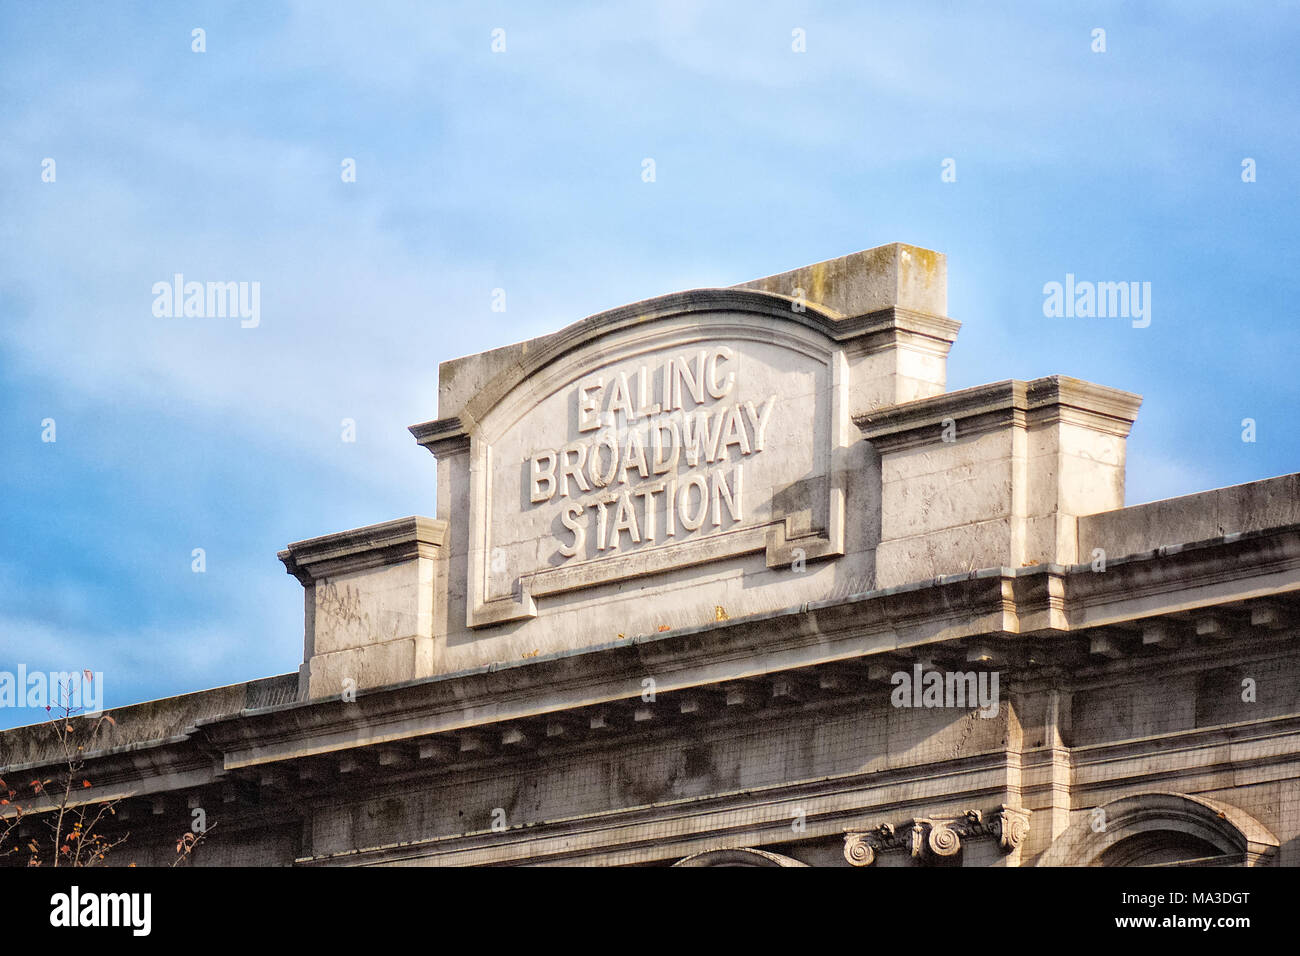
[927,821,961,858]
[992,805,1031,853]
[843,831,875,867]
[843,806,1031,866]
[907,821,926,858]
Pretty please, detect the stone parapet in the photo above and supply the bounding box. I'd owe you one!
[279,516,447,700]
[859,376,1142,586]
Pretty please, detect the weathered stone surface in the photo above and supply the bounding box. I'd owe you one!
[1079,472,1300,559]
[280,516,446,698]
[3,243,1298,870]
[863,377,1141,585]
[735,242,948,318]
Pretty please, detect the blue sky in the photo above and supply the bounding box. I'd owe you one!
[2,1,1298,727]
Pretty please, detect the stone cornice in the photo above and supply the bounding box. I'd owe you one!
[839,307,961,357]
[195,569,1024,765]
[1061,524,1300,630]
[5,525,1300,798]
[856,375,1143,451]
[278,515,447,585]
[207,526,1300,767]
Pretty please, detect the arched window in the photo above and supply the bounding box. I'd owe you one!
[1036,793,1278,867]
[1098,832,1226,867]
[673,848,807,867]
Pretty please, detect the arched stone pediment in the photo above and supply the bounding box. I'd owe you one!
[416,288,860,629]
[413,288,848,444]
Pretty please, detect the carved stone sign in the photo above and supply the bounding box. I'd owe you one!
[465,315,847,627]
[526,346,773,559]
[404,245,965,655]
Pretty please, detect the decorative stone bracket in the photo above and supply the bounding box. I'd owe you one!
[844,806,1031,866]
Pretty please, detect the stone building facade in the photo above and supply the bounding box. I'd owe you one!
[3,243,1298,867]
